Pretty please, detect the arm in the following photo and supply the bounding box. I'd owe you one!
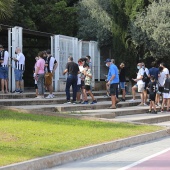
[52,62,58,75]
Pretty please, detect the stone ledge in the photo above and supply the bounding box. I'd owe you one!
[0,129,169,170]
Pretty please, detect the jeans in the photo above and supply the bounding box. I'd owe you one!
[37,73,45,95]
[66,75,77,101]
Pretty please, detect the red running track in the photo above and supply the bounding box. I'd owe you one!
[120,148,170,170]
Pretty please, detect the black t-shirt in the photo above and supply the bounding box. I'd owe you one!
[148,81,157,94]
[66,62,79,76]
[119,67,126,82]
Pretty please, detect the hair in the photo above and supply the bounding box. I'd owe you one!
[0,44,3,48]
[38,51,45,58]
[159,66,163,72]
[151,61,156,67]
[68,56,73,61]
[46,49,51,54]
[111,59,115,63]
[160,62,165,67]
[86,55,91,60]
[150,75,155,81]
[83,63,89,68]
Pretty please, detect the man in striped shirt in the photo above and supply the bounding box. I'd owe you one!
[12,47,25,93]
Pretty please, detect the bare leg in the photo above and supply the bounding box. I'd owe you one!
[132,86,137,99]
[144,90,148,104]
[1,79,4,93]
[111,95,116,107]
[122,89,125,99]
[140,92,144,104]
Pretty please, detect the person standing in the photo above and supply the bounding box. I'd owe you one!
[34,51,45,99]
[147,75,157,114]
[0,45,9,93]
[63,56,79,104]
[82,63,97,104]
[160,62,169,79]
[142,62,149,105]
[131,63,145,106]
[119,62,126,101]
[106,58,119,109]
[12,47,25,93]
[45,49,58,99]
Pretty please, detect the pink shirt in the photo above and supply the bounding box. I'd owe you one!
[36,58,45,74]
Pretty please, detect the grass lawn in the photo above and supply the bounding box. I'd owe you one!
[0,109,163,166]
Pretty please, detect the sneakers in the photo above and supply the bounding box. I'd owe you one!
[138,103,144,106]
[90,100,97,104]
[153,110,157,114]
[72,101,76,105]
[144,103,148,106]
[129,99,135,102]
[66,100,71,104]
[82,101,88,104]
[45,94,53,99]
[120,98,126,102]
[35,96,43,99]
[146,110,151,113]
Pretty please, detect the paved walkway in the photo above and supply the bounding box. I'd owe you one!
[45,137,170,170]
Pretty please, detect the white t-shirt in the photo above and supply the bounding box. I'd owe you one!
[1,51,9,66]
[77,65,84,85]
[163,68,169,77]
[144,67,149,76]
[137,68,144,85]
[158,71,166,86]
[16,52,25,64]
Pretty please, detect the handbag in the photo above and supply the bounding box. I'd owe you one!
[158,86,164,93]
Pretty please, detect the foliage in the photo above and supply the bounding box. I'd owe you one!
[129,0,170,60]
[0,109,162,166]
[2,0,78,36]
[77,0,113,47]
[0,0,15,20]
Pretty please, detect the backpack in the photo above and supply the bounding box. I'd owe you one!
[142,70,149,83]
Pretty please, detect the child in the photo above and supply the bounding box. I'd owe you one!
[147,75,157,114]
[82,63,97,104]
[161,76,170,112]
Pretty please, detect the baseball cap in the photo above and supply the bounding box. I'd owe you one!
[104,58,111,63]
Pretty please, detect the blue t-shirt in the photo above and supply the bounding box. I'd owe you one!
[107,64,119,84]
[149,67,159,80]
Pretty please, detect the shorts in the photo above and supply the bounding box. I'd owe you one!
[149,93,156,102]
[15,69,24,81]
[45,72,53,86]
[77,84,81,92]
[138,84,145,93]
[81,80,85,87]
[120,82,125,89]
[84,85,90,91]
[144,82,149,90]
[110,83,118,95]
[35,84,38,89]
[0,67,8,79]
[163,92,170,99]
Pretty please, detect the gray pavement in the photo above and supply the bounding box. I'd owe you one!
[45,137,170,170]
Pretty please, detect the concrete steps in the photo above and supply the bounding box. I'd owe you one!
[2,90,170,126]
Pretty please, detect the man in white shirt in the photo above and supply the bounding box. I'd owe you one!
[160,62,169,79]
[0,45,9,93]
[142,62,149,105]
[12,47,25,93]
[130,63,145,106]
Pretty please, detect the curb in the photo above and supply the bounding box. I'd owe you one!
[0,129,170,170]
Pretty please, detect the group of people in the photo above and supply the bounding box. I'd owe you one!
[1,44,170,113]
[0,45,25,94]
[63,55,97,104]
[34,50,58,99]
[130,61,170,113]
[105,59,170,113]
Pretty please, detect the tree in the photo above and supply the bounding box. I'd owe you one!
[129,0,170,60]
[77,0,113,47]
[0,0,15,20]
[2,0,78,36]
